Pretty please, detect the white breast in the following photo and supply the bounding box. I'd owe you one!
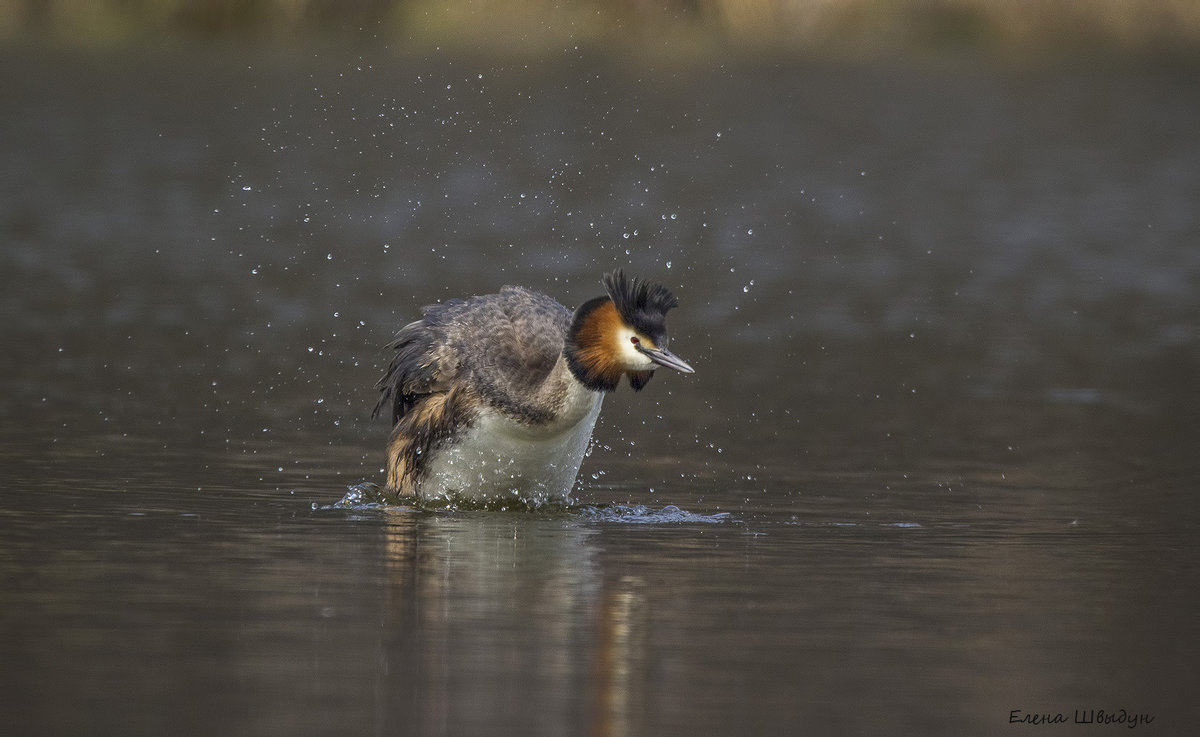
[420,382,603,506]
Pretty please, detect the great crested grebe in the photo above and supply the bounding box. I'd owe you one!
[372,269,694,505]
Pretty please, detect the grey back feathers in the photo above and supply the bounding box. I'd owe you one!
[373,286,571,427]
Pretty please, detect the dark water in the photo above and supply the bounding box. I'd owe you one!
[2,47,1198,734]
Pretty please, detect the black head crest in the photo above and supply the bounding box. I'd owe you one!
[601,269,679,338]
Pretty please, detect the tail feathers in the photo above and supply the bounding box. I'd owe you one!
[384,384,475,493]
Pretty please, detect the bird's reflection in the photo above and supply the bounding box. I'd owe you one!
[377,510,647,736]
[589,575,646,737]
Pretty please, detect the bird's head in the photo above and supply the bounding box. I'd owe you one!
[566,269,695,392]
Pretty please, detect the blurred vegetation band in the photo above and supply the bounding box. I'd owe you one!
[2,0,1200,54]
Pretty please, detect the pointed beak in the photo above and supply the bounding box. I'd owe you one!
[639,346,695,374]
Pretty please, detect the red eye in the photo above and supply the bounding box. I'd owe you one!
[630,336,640,345]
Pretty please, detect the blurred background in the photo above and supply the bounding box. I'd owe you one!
[4,0,1200,55]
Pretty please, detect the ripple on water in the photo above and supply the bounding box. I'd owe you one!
[318,482,731,523]
[576,504,732,525]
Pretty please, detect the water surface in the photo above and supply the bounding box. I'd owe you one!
[1,47,1198,734]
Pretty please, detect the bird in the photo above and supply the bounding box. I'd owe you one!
[372,269,694,507]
